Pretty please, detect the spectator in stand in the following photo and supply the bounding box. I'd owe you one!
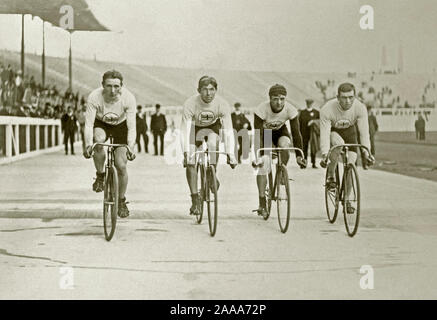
[0,105,11,116]
[231,102,251,163]
[14,70,24,106]
[150,104,167,156]
[61,106,77,155]
[0,64,9,87]
[136,105,149,153]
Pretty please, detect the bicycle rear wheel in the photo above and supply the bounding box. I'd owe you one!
[195,163,205,224]
[103,166,118,241]
[207,166,218,237]
[263,171,273,220]
[325,164,340,223]
[276,164,290,233]
[343,163,360,237]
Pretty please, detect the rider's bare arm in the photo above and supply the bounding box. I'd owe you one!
[219,102,236,158]
[289,116,303,154]
[319,107,332,158]
[356,103,371,157]
[84,100,97,149]
[125,93,137,151]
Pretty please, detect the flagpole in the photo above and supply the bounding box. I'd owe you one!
[21,14,25,76]
[42,21,45,87]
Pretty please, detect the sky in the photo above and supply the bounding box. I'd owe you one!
[0,0,436,73]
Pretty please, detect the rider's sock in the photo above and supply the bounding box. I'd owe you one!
[96,171,105,178]
[259,196,266,209]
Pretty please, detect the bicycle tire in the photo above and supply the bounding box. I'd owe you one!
[263,171,273,220]
[195,163,204,224]
[207,166,218,237]
[103,165,118,241]
[343,163,360,237]
[276,164,291,233]
[325,164,340,223]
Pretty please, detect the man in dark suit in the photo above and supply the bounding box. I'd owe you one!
[231,102,252,163]
[61,106,77,155]
[298,99,320,168]
[136,105,149,153]
[150,104,167,156]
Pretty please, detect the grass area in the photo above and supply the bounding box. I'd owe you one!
[373,131,437,182]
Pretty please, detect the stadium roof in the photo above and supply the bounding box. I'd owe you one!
[0,0,109,32]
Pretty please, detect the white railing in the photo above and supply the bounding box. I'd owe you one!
[0,116,66,165]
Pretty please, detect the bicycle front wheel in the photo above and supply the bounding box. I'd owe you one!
[207,166,218,237]
[195,163,205,224]
[325,164,340,223]
[276,164,290,233]
[103,166,118,241]
[343,163,360,237]
[263,171,273,220]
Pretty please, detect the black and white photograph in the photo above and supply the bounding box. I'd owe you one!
[0,0,436,304]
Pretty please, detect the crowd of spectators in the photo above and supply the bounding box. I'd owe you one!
[315,73,436,110]
[0,61,86,119]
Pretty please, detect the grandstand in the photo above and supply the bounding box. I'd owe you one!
[2,49,436,131]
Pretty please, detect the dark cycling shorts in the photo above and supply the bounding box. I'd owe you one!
[331,125,358,152]
[262,125,291,147]
[94,118,128,145]
[193,119,221,147]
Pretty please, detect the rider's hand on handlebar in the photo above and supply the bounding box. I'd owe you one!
[320,154,328,168]
[366,154,375,167]
[296,156,306,169]
[83,145,93,159]
[126,150,136,161]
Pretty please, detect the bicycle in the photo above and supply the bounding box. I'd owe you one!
[320,144,373,237]
[190,146,235,237]
[90,136,134,241]
[253,147,304,233]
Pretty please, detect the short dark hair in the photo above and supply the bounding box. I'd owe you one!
[198,76,218,90]
[137,105,142,110]
[269,84,287,97]
[337,82,356,96]
[155,104,161,109]
[234,102,241,108]
[102,70,123,86]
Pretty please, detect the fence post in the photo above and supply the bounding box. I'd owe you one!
[57,124,62,146]
[26,124,30,153]
[51,125,55,147]
[44,125,48,149]
[5,123,12,158]
[35,125,40,150]
[13,124,19,156]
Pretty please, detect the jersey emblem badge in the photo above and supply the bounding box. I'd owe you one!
[198,111,216,125]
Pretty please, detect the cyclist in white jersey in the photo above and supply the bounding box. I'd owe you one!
[320,82,375,213]
[83,70,136,218]
[180,76,237,215]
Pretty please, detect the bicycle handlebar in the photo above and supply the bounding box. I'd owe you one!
[189,150,236,168]
[90,142,135,160]
[320,144,373,168]
[256,147,304,160]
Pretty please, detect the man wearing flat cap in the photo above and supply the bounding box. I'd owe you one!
[298,98,320,168]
